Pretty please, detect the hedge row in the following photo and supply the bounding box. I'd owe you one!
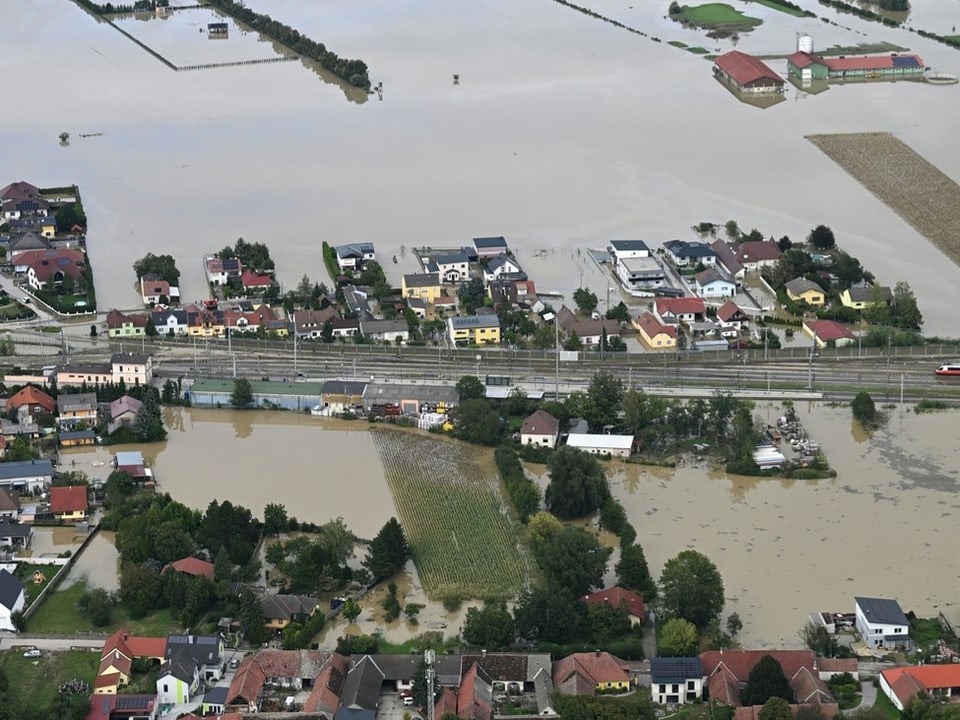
[494,446,540,523]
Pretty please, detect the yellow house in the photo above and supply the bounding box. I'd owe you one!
[840,286,892,310]
[447,314,501,345]
[402,273,444,303]
[633,311,677,351]
[785,277,825,307]
[186,307,226,337]
[50,485,88,522]
[553,652,632,694]
[262,595,320,631]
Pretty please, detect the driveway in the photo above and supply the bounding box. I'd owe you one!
[0,635,104,651]
[843,681,877,716]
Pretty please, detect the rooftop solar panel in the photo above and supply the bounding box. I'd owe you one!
[892,55,919,68]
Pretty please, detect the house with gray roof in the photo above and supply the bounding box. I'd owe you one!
[0,517,31,549]
[156,654,201,706]
[663,239,717,267]
[428,252,471,283]
[651,657,703,704]
[165,633,224,681]
[0,569,25,632]
[0,459,53,493]
[359,319,409,343]
[473,236,509,258]
[202,686,228,716]
[337,655,384,720]
[335,243,375,271]
[855,596,910,649]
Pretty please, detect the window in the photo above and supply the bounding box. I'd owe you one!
[163,684,168,692]
[688,681,696,690]
[659,684,666,693]
[672,684,679,693]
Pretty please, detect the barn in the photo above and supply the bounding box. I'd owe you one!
[713,51,785,94]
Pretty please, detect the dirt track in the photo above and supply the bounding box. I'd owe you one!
[807,132,960,266]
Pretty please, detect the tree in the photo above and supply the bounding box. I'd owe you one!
[365,517,410,580]
[7,436,37,461]
[532,525,611,597]
[103,470,135,509]
[832,252,865,289]
[214,546,232,582]
[616,543,657,601]
[890,281,923,330]
[264,503,288,535]
[851,391,879,427]
[133,253,180,285]
[573,288,598,315]
[563,331,582,351]
[527,511,563,547]
[658,617,699,657]
[622,389,667,439]
[513,585,586,644]
[758,697,793,720]
[81,588,114,627]
[238,587,266,646]
[456,375,486,402]
[725,220,740,240]
[462,604,515,650]
[777,235,792,252]
[133,388,166,442]
[808,225,836,251]
[800,621,839,656]
[545,446,610,519]
[55,202,86,233]
[458,277,487,315]
[454,398,503,446]
[605,301,630,323]
[585,371,624,431]
[658,549,724,629]
[726,612,743,637]
[342,598,362,622]
[741,655,794,706]
[586,600,632,644]
[230,378,253,409]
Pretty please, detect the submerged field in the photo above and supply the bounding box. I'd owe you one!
[371,429,531,601]
[807,132,960,269]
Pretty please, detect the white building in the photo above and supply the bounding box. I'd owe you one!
[650,657,703,705]
[694,267,736,298]
[111,352,154,386]
[855,596,910,649]
[156,660,201,706]
[566,433,634,457]
[607,239,651,260]
[0,569,26,632]
[430,252,471,283]
[152,308,189,336]
[335,243,376,271]
[483,253,523,283]
[615,256,666,291]
[520,410,560,449]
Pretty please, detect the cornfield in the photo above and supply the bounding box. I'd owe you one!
[371,428,531,601]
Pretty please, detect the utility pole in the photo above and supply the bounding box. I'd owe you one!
[807,332,817,390]
[425,649,436,720]
[292,312,298,379]
[554,315,559,399]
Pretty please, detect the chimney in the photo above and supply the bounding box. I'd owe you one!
[481,649,486,657]
[595,650,601,657]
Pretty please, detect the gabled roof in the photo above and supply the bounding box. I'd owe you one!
[58,392,98,413]
[260,594,320,621]
[403,273,441,288]
[166,634,222,666]
[102,628,168,660]
[881,666,960,706]
[708,664,741,705]
[700,650,816,684]
[304,653,350,713]
[474,236,508,250]
[435,252,470,265]
[664,239,716,259]
[227,657,267,705]
[487,253,521,273]
[790,666,834,704]
[321,381,368,397]
[13,249,86,281]
[855,596,909,626]
[0,181,40,202]
[714,51,784,86]
[106,309,148,330]
[336,243,375,259]
[109,395,143,419]
[651,657,703,683]
[341,655,385,710]
[552,652,630,687]
[449,314,500,330]
[49,485,88,514]
[7,385,55,414]
[0,488,20,513]
[111,352,151,365]
[735,241,782,264]
[655,297,706,318]
[636,311,676,339]
[203,686,229,705]
[240,269,273,288]
[717,300,751,322]
[785,277,824,296]
[166,557,215,580]
[608,240,649,253]
[804,319,855,342]
[0,518,30,541]
[160,655,198,684]
[458,663,493,720]
[696,267,733,287]
[845,286,892,303]
[0,458,54,480]
[711,240,745,275]
[0,569,25,610]
[583,586,645,620]
[521,410,559,437]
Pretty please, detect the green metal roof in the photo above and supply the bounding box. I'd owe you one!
[190,378,325,396]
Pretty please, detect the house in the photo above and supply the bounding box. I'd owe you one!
[331,317,361,339]
[634,312,677,351]
[713,51,785,94]
[204,255,242,285]
[240,269,274,293]
[115,451,150,481]
[0,569,25,632]
[840,286,892,310]
[663,240,717,267]
[261,594,322,631]
[787,50,925,82]
[293,308,339,339]
[566,433,634,458]
[734,241,782,271]
[6,385,55,416]
[111,352,153,386]
[695,267,736,298]
[140,274,180,305]
[165,556,215,580]
[785,277,826,306]
[803,319,856,348]
[402,273,444,303]
[607,240,651,260]
[717,300,753,331]
[335,243,376,271]
[428,252,471,283]
[0,488,20,520]
[711,240,746,280]
[456,662,494,720]
[55,363,112,388]
[654,297,706,325]
[338,655,385,720]
[85,694,158,720]
[152,307,189,336]
[9,230,53,253]
[202,686,229,716]
[553,651,631,695]
[448,314,501,345]
[360,319,409,344]
[613,252,666,291]
[58,392,99,429]
[473,236,509,258]
[165,633,224,681]
[406,297,428,319]
[483,253,524,283]
[363,383,458,417]
[855,596,910,650]
[106,310,148,338]
[650,657,703,705]
[557,306,620,346]
[185,304,226,337]
[225,657,267,712]
[226,649,328,711]
[13,248,87,290]
[60,429,96,447]
[157,656,201,706]
[50,484,88,522]
[303,653,350,714]
[0,459,54,493]
[342,285,373,319]
[96,628,169,693]
[880,665,960,711]
[520,410,560,449]
[0,516,31,549]
[584,587,645,625]
[320,381,367,415]
[108,395,143,433]
[701,649,826,709]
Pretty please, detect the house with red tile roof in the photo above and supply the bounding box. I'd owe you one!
[583,587,645,625]
[734,241,782,272]
[458,662,493,720]
[13,248,87,291]
[654,297,706,325]
[165,556,215,580]
[520,410,560,449]
[734,703,839,720]
[225,649,327,712]
[6,385,55,416]
[553,651,630,696]
[880,665,960,710]
[95,629,168,694]
[303,653,350,715]
[240,269,274,293]
[633,311,676,351]
[49,485,88,521]
[713,51,784,94]
[140,274,180,306]
[717,300,753,328]
[803,319,856,349]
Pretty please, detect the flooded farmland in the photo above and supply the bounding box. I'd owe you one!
[3,0,960,331]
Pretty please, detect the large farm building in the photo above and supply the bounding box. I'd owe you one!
[787,51,925,82]
[712,51,785,94]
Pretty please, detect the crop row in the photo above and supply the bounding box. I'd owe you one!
[371,429,531,600]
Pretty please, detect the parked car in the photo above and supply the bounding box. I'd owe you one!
[403,696,415,707]
[23,648,41,658]
[229,657,241,669]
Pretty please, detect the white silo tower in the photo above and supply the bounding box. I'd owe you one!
[798,33,814,53]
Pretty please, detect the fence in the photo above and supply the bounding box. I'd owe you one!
[22,525,102,621]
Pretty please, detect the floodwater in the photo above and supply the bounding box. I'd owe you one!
[612,401,960,648]
[61,530,120,593]
[3,0,960,332]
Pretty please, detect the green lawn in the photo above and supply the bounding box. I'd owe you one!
[910,616,950,646]
[674,3,762,30]
[0,649,99,711]
[686,46,711,54]
[14,563,62,607]
[946,35,960,46]
[668,40,689,47]
[873,687,901,720]
[27,580,181,636]
[749,0,810,17]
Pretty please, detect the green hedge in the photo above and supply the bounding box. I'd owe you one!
[494,445,540,523]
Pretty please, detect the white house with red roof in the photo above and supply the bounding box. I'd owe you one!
[634,311,676,351]
[520,409,560,449]
[654,297,706,325]
[13,248,87,290]
[803,319,856,349]
[140,274,180,306]
[240,269,274,294]
[50,485,88,522]
[880,665,960,711]
[734,241,782,272]
[583,586,645,625]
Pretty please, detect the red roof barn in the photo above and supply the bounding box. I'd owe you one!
[713,51,784,93]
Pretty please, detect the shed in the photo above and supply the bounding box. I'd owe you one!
[566,433,634,457]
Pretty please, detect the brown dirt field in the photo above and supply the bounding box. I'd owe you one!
[806,132,960,266]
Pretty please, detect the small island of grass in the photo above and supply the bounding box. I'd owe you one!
[669,2,763,36]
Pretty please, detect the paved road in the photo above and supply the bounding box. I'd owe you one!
[0,634,104,651]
